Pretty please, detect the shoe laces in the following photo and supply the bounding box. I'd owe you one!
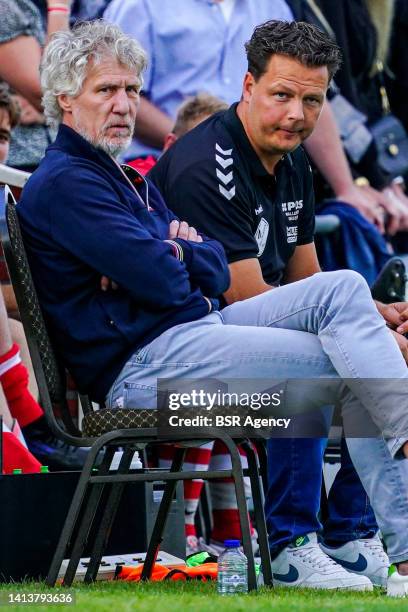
[360,538,389,564]
[292,544,340,572]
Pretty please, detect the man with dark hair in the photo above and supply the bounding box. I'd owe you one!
[245,19,340,81]
[149,19,408,594]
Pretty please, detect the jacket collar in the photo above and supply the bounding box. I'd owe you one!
[50,124,151,205]
[51,123,123,175]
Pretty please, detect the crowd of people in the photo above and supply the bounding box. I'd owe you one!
[1,0,408,599]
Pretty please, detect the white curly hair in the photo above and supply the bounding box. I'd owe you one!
[40,20,147,127]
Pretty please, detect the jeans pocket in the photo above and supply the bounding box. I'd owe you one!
[123,382,167,410]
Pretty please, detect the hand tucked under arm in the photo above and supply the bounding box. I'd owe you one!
[375,300,408,334]
[168,219,203,243]
[165,219,229,297]
[390,329,408,364]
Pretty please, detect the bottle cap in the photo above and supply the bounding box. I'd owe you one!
[224,539,240,548]
[12,468,22,474]
[40,466,49,473]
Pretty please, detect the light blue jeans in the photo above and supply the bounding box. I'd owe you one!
[106,270,408,562]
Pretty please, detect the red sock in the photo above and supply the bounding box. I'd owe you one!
[209,441,254,542]
[158,442,213,537]
[2,431,42,473]
[0,343,43,427]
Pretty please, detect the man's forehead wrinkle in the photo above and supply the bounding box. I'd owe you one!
[269,75,328,91]
[94,76,138,87]
[86,60,139,84]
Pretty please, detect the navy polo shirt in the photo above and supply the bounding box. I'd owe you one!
[149,103,315,286]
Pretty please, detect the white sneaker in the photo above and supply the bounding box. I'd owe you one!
[271,533,373,590]
[387,565,408,597]
[320,535,389,587]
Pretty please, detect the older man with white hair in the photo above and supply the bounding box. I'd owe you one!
[17,20,408,596]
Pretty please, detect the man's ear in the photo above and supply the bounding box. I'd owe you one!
[163,132,178,152]
[242,72,255,103]
[57,94,72,113]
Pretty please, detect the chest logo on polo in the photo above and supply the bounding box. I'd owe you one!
[255,218,269,257]
[215,143,235,201]
[281,200,303,222]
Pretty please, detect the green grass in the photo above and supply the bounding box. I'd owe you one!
[0,581,404,611]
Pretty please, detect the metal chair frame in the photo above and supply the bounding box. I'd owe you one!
[0,185,272,590]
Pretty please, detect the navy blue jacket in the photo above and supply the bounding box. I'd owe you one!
[18,125,230,402]
[316,200,391,286]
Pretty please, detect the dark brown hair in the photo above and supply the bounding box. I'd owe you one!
[245,20,342,81]
[0,81,20,127]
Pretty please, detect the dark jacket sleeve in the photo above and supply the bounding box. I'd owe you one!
[149,157,259,265]
[47,164,222,311]
[148,181,230,296]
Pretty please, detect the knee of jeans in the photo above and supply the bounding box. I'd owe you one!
[321,270,371,298]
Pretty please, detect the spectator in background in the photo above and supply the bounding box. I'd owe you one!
[389,0,408,133]
[288,0,408,235]
[0,0,71,171]
[31,0,112,26]
[70,0,112,22]
[0,80,88,471]
[0,82,42,473]
[128,93,228,175]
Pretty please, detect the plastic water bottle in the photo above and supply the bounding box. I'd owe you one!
[217,539,248,595]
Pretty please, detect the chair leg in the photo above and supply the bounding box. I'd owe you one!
[242,440,273,588]
[46,444,115,587]
[84,447,134,583]
[197,481,212,543]
[62,445,117,586]
[222,438,257,591]
[257,440,268,493]
[141,447,187,580]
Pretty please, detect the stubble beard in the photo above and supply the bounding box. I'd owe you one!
[75,119,134,158]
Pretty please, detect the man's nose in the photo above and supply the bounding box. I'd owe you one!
[112,89,131,114]
[287,98,304,122]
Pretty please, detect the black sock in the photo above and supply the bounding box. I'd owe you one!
[22,415,52,438]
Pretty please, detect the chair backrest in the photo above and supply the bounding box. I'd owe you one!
[0,185,84,442]
[0,164,31,201]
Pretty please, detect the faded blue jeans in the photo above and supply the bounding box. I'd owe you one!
[106,270,408,562]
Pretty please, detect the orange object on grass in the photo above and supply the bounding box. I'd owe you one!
[116,562,218,582]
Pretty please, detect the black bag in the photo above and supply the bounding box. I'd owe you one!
[368,63,408,180]
[369,113,408,179]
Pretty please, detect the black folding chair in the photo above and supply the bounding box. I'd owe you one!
[0,185,272,590]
